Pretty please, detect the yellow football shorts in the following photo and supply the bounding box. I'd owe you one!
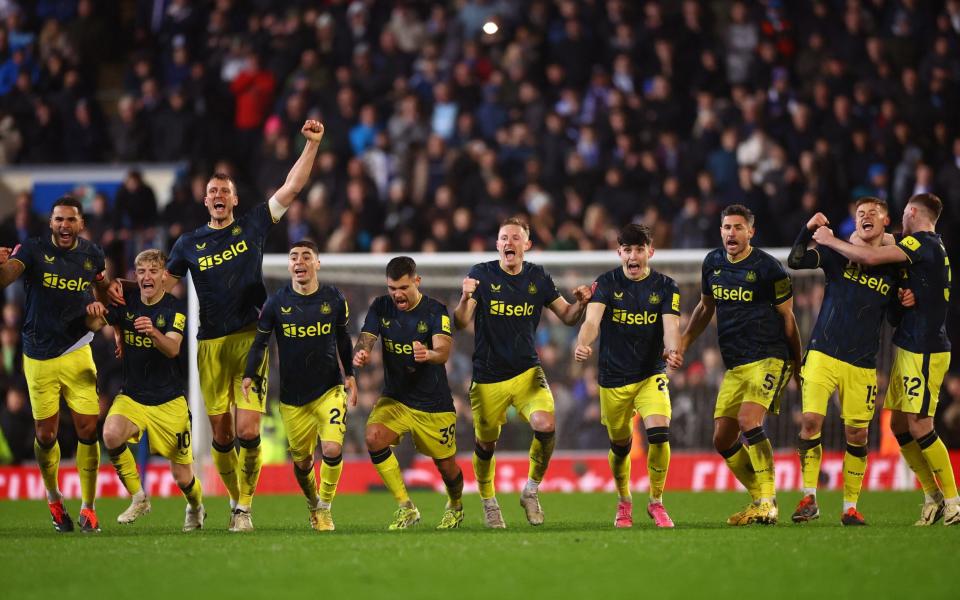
[24,345,99,420]
[108,394,193,464]
[886,346,951,418]
[198,325,268,415]
[469,366,554,442]
[367,397,457,459]
[280,385,348,462]
[715,357,792,419]
[600,374,672,441]
[801,350,876,427]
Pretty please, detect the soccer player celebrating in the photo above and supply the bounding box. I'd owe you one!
[787,198,901,526]
[109,120,326,531]
[353,257,463,530]
[574,224,683,529]
[813,193,957,526]
[680,204,803,526]
[0,195,112,532]
[454,217,591,528]
[241,240,356,532]
[86,250,204,531]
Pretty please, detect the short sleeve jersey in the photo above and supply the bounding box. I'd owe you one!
[892,232,951,353]
[10,236,105,359]
[105,290,187,405]
[590,267,681,388]
[166,202,276,339]
[805,246,898,368]
[256,284,350,406]
[467,261,562,383]
[701,247,792,369]
[361,294,454,413]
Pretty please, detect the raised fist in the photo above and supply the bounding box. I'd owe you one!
[462,277,479,299]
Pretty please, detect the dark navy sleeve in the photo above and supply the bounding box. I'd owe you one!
[541,268,561,306]
[336,289,349,327]
[590,273,610,305]
[896,234,925,264]
[467,264,484,304]
[242,203,277,243]
[166,235,188,278]
[9,238,36,276]
[361,298,381,336]
[663,277,681,316]
[244,297,275,380]
[431,301,453,337]
[768,258,793,305]
[164,297,187,336]
[700,255,712,296]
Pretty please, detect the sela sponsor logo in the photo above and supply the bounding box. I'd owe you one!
[842,264,891,295]
[489,300,535,316]
[711,284,753,302]
[123,330,154,348]
[42,273,91,292]
[383,337,415,355]
[611,308,659,325]
[281,321,332,338]
[197,240,248,271]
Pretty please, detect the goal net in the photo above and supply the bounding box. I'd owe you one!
[184,249,896,462]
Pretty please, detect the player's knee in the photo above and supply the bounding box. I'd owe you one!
[907,419,934,440]
[35,429,57,447]
[737,414,762,433]
[646,426,669,445]
[529,412,554,433]
[799,417,821,438]
[610,440,632,457]
[102,429,124,450]
[474,440,495,459]
[844,427,868,447]
[320,441,342,458]
[171,465,194,487]
[236,422,260,440]
[434,457,460,479]
[75,418,98,440]
[364,428,386,451]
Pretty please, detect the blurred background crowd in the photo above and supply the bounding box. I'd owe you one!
[1,0,959,462]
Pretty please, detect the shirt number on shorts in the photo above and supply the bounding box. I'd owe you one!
[656,377,668,393]
[439,424,456,446]
[902,376,922,398]
[329,408,345,425]
[762,373,777,392]
[865,385,877,410]
[176,431,191,450]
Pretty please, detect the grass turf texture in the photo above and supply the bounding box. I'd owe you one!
[1,491,956,599]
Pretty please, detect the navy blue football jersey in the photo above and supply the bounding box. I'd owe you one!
[893,232,951,353]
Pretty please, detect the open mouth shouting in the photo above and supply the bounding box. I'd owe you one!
[56,228,74,247]
[393,293,409,310]
[625,260,641,277]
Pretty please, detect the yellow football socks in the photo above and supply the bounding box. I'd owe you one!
[896,432,940,496]
[319,454,344,505]
[646,427,671,501]
[107,445,142,496]
[608,443,632,500]
[34,438,61,501]
[918,431,958,499]
[370,447,409,505]
[720,441,760,500]
[798,433,823,493]
[179,476,203,509]
[76,437,100,508]
[237,435,262,507]
[843,442,868,507]
[528,430,556,483]
[744,428,776,500]
[294,463,320,507]
[211,440,240,505]
[473,444,496,500]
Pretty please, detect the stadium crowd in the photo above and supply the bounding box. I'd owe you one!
[1,0,959,462]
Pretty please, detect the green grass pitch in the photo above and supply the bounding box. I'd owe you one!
[1,491,956,599]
